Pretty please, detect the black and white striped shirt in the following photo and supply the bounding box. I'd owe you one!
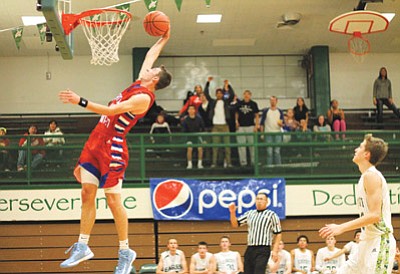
[237,209,281,246]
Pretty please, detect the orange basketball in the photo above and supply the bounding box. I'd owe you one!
[143,11,170,36]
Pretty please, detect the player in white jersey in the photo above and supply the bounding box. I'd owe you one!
[157,238,188,274]
[190,241,215,274]
[319,134,396,274]
[291,235,317,274]
[323,230,360,268]
[266,240,291,274]
[214,236,244,274]
[315,236,345,273]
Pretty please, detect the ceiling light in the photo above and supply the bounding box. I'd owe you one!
[197,14,222,23]
[22,16,46,26]
[381,13,395,22]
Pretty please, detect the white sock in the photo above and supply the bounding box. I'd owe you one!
[119,239,129,250]
[78,234,90,245]
[198,160,203,166]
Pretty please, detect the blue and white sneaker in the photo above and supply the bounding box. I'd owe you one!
[114,249,136,274]
[60,242,94,268]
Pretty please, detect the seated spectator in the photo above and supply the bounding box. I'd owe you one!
[315,236,345,274]
[313,115,331,142]
[214,236,243,274]
[182,105,205,169]
[190,241,215,274]
[293,97,309,124]
[295,119,311,143]
[327,99,346,140]
[156,238,188,274]
[284,108,299,132]
[17,125,45,171]
[0,127,11,171]
[267,240,291,274]
[44,120,65,162]
[179,85,203,116]
[291,235,316,274]
[150,112,171,145]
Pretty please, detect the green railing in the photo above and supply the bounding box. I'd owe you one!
[1,130,399,188]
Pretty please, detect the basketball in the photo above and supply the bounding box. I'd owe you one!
[143,11,170,37]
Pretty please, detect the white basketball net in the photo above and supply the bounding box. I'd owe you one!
[79,9,131,66]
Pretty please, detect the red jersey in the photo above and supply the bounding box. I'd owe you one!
[179,95,202,115]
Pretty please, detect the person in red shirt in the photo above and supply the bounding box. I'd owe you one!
[58,29,171,274]
[179,85,203,116]
[17,125,45,171]
[0,127,11,171]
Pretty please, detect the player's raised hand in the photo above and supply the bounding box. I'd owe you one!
[228,202,236,213]
[59,90,80,105]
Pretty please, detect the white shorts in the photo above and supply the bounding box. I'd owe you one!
[81,167,123,194]
[337,233,396,274]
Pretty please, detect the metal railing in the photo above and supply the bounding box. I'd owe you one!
[0,130,399,187]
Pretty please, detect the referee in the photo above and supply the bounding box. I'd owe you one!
[229,192,282,274]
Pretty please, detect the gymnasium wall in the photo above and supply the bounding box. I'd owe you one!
[0,52,400,114]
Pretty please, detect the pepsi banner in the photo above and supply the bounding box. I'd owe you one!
[150,178,285,221]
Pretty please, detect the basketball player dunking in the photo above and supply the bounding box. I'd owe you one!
[319,134,396,274]
[58,29,171,274]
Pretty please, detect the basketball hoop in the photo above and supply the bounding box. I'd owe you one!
[348,32,370,63]
[62,9,132,66]
[329,10,389,63]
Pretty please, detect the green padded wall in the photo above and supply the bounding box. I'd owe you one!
[132,47,150,81]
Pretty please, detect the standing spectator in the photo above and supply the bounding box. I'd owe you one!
[179,85,203,116]
[229,192,282,274]
[293,97,309,124]
[313,115,331,142]
[290,235,316,274]
[0,127,11,171]
[182,105,205,169]
[204,77,234,168]
[235,90,260,167]
[260,96,284,166]
[44,120,65,162]
[157,238,188,274]
[283,108,299,132]
[327,99,346,140]
[198,93,213,131]
[267,240,292,274]
[17,125,45,171]
[189,241,215,274]
[373,67,400,124]
[214,236,243,274]
[315,236,345,274]
[150,112,171,145]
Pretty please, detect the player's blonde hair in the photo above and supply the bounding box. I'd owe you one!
[364,134,388,165]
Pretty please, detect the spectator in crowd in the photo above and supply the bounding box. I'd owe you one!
[327,99,346,140]
[179,85,204,116]
[235,90,260,167]
[267,240,292,274]
[373,67,400,124]
[260,96,284,166]
[214,236,244,274]
[198,93,213,132]
[182,105,205,169]
[0,127,11,171]
[17,125,45,171]
[313,115,331,142]
[323,230,360,268]
[157,238,188,274]
[283,108,299,132]
[293,97,309,124]
[315,236,345,274]
[229,192,282,274]
[189,241,215,274]
[291,235,316,274]
[204,77,234,168]
[150,112,172,145]
[44,120,65,162]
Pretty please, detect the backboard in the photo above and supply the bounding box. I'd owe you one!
[37,0,73,60]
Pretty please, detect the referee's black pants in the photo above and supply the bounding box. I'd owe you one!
[244,245,270,274]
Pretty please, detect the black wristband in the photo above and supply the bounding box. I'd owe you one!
[78,97,88,108]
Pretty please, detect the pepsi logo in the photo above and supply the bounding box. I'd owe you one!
[152,179,194,219]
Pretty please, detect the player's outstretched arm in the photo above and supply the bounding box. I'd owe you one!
[139,28,170,80]
[319,172,382,238]
[59,90,151,116]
